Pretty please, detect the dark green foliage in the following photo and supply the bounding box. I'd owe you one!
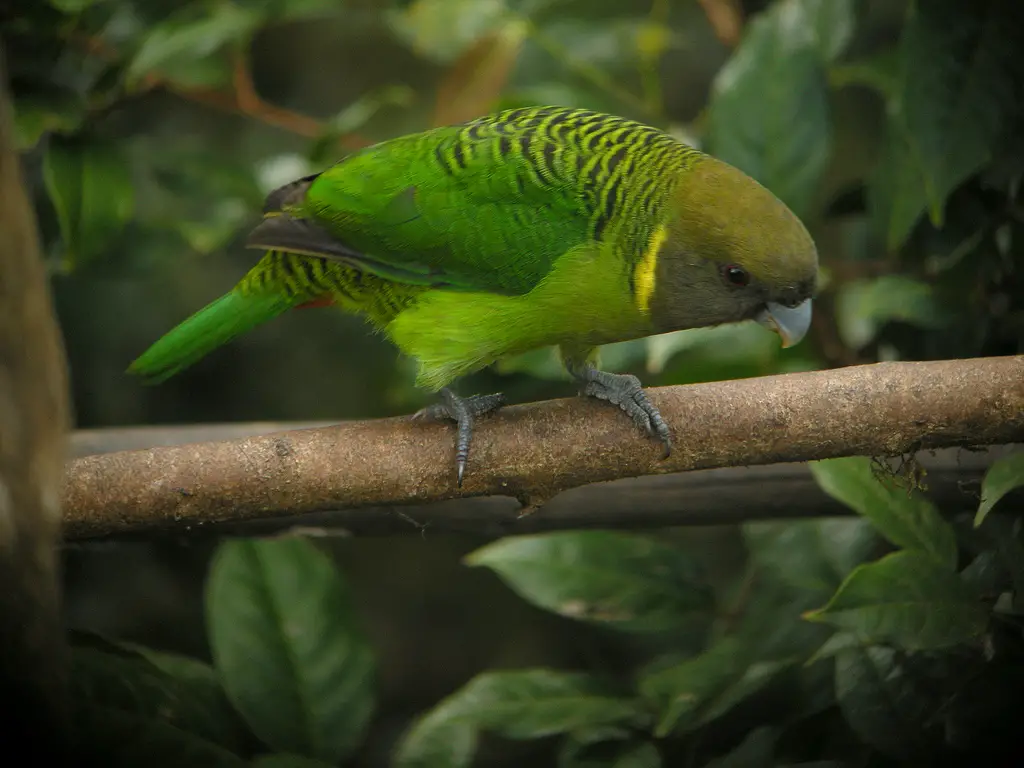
[61,449,1024,765]
[14,0,1024,766]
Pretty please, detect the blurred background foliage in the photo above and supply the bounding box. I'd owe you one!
[4,0,1024,765]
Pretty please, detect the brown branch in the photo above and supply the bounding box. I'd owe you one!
[0,45,73,757]
[698,0,745,48]
[71,32,372,150]
[62,357,1024,540]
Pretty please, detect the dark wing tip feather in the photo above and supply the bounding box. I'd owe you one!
[262,173,321,215]
[246,215,366,263]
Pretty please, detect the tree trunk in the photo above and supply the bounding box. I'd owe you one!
[0,44,72,758]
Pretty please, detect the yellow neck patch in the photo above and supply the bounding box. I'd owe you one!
[635,224,666,313]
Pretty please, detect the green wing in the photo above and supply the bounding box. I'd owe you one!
[246,106,694,296]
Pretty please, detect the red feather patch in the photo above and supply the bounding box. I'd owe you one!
[296,295,335,310]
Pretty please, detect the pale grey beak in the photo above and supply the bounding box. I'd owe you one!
[756,299,812,348]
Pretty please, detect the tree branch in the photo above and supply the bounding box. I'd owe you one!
[62,357,1024,540]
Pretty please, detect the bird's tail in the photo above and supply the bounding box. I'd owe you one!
[127,289,296,384]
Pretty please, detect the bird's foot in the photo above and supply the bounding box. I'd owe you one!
[575,368,672,458]
[414,388,507,487]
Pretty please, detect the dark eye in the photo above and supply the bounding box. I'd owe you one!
[723,264,750,287]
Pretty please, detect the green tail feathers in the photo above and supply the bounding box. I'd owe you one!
[128,291,295,383]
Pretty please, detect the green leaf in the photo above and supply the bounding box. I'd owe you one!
[73,707,245,767]
[465,532,712,633]
[50,0,108,11]
[392,706,478,768]
[126,2,262,87]
[389,0,511,63]
[959,551,1010,597]
[804,551,988,650]
[43,135,134,268]
[250,755,335,768]
[744,518,877,596]
[639,639,791,737]
[707,0,831,218]
[868,116,930,250]
[898,0,1024,227]
[455,670,642,739]
[974,452,1024,527]
[799,0,857,62]
[834,646,936,760]
[703,727,777,768]
[395,670,640,766]
[559,738,661,768]
[829,47,900,96]
[69,646,245,754]
[810,457,958,570]
[805,631,862,665]
[12,87,85,149]
[834,276,949,349]
[206,539,376,763]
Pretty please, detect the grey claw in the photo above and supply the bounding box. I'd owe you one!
[574,367,671,458]
[416,388,506,486]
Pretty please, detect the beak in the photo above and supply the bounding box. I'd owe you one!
[756,299,812,349]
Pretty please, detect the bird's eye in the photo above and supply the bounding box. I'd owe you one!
[723,264,750,287]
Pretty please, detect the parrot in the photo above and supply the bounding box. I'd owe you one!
[129,106,818,485]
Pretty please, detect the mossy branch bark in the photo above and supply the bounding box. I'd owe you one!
[62,356,1024,540]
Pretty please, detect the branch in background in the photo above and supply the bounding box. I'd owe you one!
[698,0,745,48]
[0,45,73,758]
[62,357,1024,540]
[73,33,372,150]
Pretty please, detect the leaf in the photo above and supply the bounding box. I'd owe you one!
[707,0,831,218]
[703,727,777,768]
[389,0,511,63]
[898,0,1024,227]
[639,639,791,737]
[433,19,528,126]
[126,2,262,87]
[453,670,642,740]
[959,551,1010,597]
[868,116,930,250]
[805,631,862,665]
[392,707,478,768]
[559,738,662,768]
[804,551,988,651]
[974,452,1024,527]
[69,646,245,753]
[72,707,245,767]
[829,47,900,96]
[12,86,85,149]
[834,646,937,760]
[395,669,640,766]
[206,539,376,763]
[465,532,712,633]
[744,518,877,596]
[43,135,134,268]
[799,0,857,62]
[834,276,949,349]
[810,457,958,570]
[308,86,413,164]
[250,755,335,768]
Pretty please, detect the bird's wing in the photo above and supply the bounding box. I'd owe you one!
[247,107,684,295]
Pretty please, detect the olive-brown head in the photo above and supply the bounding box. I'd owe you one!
[644,155,818,347]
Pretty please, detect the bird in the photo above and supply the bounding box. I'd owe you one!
[129,106,818,486]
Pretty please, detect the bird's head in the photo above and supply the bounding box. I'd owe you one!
[646,155,819,348]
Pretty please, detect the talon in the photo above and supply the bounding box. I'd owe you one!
[568,362,672,457]
[414,387,506,486]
